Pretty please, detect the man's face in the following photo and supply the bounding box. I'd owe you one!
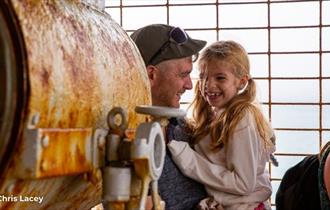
[149,57,193,108]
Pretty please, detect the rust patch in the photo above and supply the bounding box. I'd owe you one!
[44,1,59,16]
[40,67,50,88]
[107,202,126,210]
[37,128,93,178]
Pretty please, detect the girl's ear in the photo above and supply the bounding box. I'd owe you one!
[237,75,249,95]
[238,75,249,90]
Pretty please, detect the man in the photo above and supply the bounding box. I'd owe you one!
[130,24,207,210]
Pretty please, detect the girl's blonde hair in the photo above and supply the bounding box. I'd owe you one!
[190,40,273,150]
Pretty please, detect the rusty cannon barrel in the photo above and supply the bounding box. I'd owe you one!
[0,0,151,209]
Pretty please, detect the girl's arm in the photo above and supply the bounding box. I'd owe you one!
[168,121,260,195]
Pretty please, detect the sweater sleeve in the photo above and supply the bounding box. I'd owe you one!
[167,121,260,196]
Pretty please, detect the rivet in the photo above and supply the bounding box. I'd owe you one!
[40,160,48,171]
[41,135,49,148]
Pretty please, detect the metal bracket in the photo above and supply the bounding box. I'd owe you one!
[15,127,94,179]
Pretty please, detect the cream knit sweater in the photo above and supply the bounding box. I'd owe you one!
[168,112,275,210]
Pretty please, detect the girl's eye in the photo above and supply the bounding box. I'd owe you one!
[216,76,225,80]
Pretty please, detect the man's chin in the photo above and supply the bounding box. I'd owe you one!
[172,96,181,108]
[171,101,180,108]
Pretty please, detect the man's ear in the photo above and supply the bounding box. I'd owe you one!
[146,65,158,87]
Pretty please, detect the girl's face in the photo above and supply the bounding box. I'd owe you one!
[202,60,244,110]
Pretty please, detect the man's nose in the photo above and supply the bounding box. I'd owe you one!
[184,76,193,90]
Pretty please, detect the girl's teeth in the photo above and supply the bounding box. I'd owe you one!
[209,93,221,96]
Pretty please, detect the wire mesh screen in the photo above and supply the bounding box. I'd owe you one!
[105,0,330,208]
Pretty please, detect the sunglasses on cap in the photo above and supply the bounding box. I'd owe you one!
[148,27,188,65]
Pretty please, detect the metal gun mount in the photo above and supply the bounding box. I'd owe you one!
[0,1,166,209]
[103,105,186,210]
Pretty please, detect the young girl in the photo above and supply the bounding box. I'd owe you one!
[167,40,276,210]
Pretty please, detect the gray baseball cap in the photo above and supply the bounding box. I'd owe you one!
[130,24,206,66]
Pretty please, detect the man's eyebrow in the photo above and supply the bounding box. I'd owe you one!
[181,69,192,75]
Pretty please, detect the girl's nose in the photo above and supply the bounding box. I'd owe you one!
[206,78,215,90]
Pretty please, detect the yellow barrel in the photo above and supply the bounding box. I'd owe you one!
[0,0,150,209]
